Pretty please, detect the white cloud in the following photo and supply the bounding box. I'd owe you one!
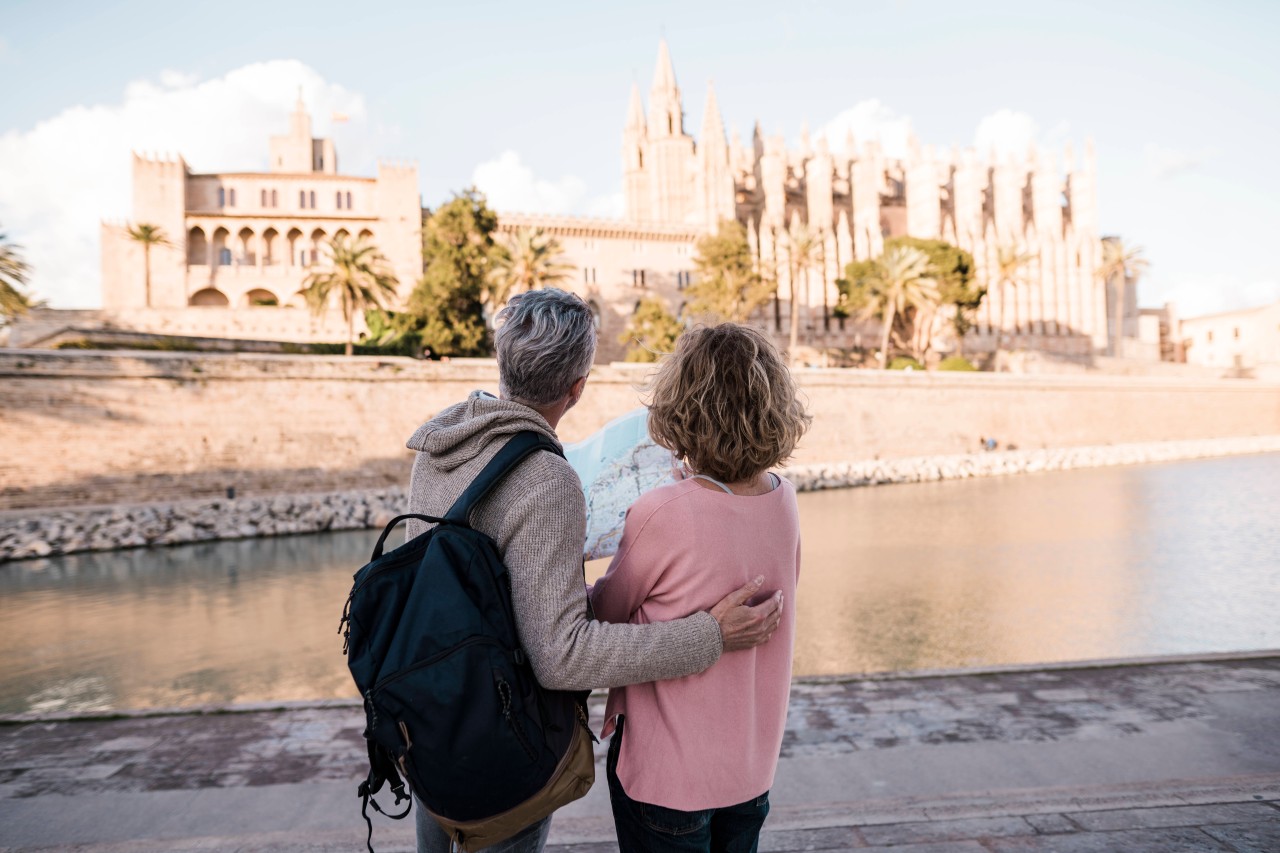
[0,60,382,308]
[472,150,623,218]
[1142,143,1214,179]
[1146,275,1280,318]
[973,109,1040,159]
[815,99,915,159]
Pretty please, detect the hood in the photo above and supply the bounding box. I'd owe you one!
[406,391,560,472]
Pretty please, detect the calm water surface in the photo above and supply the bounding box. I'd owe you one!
[3,454,1278,714]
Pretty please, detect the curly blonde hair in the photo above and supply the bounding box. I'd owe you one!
[646,324,812,483]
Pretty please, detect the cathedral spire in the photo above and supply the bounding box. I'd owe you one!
[700,82,726,151]
[626,82,646,132]
[648,39,683,137]
[651,38,677,96]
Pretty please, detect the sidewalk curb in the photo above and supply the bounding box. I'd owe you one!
[3,649,1277,726]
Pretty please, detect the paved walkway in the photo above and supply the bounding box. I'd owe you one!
[1,653,1278,851]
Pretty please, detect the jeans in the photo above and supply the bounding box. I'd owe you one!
[415,796,552,853]
[606,717,770,853]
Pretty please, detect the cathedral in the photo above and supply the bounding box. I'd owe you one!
[614,40,1108,357]
[93,41,1112,363]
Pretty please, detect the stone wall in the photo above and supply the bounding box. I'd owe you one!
[2,350,1279,511]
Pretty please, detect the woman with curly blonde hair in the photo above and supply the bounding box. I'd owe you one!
[590,323,811,852]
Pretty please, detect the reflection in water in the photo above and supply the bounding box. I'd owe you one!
[792,453,1280,675]
[2,454,1278,714]
[1,534,369,714]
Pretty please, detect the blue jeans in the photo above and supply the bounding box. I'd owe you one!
[606,717,770,853]
[415,795,552,853]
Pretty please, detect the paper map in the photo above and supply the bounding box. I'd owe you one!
[563,408,680,561]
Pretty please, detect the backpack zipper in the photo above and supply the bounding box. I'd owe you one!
[370,635,508,694]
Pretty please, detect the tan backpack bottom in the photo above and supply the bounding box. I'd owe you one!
[429,723,596,852]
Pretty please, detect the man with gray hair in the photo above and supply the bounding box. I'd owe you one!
[406,288,784,852]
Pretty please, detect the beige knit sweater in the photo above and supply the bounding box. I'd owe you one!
[406,391,723,691]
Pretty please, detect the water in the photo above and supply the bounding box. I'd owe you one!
[2,454,1278,715]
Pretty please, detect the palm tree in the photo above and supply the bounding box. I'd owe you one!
[992,245,1036,346]
[783,224,819,364]
[488,227,574,308]
[1,231,37,322]
[302,234,400,356]
[1097,238,1149,356]
[855,245,940,368]
[126,223,171,308]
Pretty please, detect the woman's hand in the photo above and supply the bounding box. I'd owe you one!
[710,576,784,652]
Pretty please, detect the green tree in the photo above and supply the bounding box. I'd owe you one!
[0,231,38,323]
[840,245,939,368]
[888,236,983,356]
[619,297,683,362]
[126,223,171,308]
[783,224,819,363]
[685,220,773,323]
[1097,238,1149,355]
[301,234,400,356]
[488,226,574,307]
[991,245,1036,346]
[405,189,499,357]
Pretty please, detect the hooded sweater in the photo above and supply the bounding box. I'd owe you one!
[406,391,723,691]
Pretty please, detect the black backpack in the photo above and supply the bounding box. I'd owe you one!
[339,431,596,852]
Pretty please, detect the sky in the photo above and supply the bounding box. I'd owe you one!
[2,0,1278,316]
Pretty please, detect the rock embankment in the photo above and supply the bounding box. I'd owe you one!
[0,489,406,562]
[781,434,1280,491]
[3,435,1279,562]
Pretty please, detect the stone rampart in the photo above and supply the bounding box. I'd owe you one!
[2,350,1279,511]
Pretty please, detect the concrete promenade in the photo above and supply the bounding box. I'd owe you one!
[1,653,1278,852]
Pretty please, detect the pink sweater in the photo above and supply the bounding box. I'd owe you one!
[589,476,801,810]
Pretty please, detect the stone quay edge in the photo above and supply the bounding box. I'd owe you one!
[1,653,1277,852]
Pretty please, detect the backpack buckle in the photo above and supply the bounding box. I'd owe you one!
[513,648,527,666]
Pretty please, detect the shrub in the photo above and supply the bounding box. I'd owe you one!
[938,355,978,372]
[887,356,924,371]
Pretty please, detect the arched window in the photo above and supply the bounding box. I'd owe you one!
[346,191,353,209]
[186,227,208,266]
[189,287,230,307]
[309,191,316,209]
[358,228,373,241]
[587,300,602,332]
[228,188,236,207]
[286,228,303,267]
[212,227,230,266]
[261,189,268,207]
[217,187,226,207]
[271,189,278,207]
[336,191,343,209]
[262,228,278,266]
[310,228,326,266]
[299,190,306,208]
[245,288,279,307]
[237,227,255,265]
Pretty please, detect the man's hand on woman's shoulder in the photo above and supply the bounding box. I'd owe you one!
[710,576,784,653]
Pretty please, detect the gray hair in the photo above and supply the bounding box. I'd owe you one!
[494,288,598,405]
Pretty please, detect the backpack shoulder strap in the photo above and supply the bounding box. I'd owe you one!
[443,430,564,526]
